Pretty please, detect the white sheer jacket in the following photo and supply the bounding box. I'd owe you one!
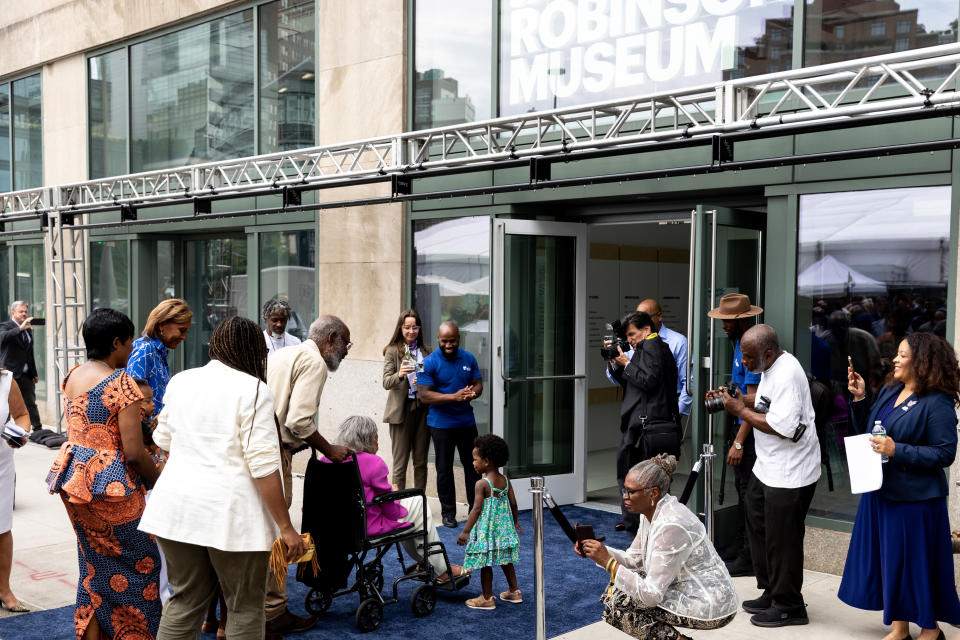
[602,494,738,621]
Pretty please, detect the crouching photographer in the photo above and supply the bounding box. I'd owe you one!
[606,312,681,536]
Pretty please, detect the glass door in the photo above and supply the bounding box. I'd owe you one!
[182,236,248,369]
[689,206,765,541]
[493,220,587,508]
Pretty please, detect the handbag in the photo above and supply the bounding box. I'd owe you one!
[632,415,682,460]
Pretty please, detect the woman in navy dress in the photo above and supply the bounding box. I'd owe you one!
[839,332,960,640]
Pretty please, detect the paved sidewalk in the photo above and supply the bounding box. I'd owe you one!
[3,441,955,640]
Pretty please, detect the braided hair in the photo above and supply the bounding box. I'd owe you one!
[208,316,268,382]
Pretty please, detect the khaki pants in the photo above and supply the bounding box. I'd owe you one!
[265,445,294,621]
[389,400,430,489]
[157,538,270,640]
[397,496,447,575]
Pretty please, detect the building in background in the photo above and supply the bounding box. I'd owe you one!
[2,0,959,575]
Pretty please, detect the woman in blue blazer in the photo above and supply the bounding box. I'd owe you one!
[839,332,960,640]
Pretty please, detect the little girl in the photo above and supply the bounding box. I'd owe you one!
[457,433,522,610]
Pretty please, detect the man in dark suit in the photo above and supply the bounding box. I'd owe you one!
[0,301,41,432]
[608,311,681,535]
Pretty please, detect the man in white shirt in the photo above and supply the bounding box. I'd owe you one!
[719,324,820,628]
[262,298,302,354]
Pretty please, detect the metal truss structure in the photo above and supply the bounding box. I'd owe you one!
[3,43,960,427]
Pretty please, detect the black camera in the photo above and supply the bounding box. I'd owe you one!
[705,383,739,413]
[599,320,630,360]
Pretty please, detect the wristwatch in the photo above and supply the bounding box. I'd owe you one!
[734,441,743,451]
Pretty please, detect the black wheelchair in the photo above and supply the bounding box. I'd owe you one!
[297,453,470,632]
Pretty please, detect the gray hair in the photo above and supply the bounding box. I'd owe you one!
[336,415,378,454]
[309,314,348,347]
[743,324,781,357]
[8,300,26,314]
[262,297,291,319]
[627,454,678,496]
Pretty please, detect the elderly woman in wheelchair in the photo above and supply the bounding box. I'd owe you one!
[301,415,470,630]
[325,415,469,584]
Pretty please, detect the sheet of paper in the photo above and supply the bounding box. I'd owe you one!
[3,421,26,438]
[844,433,883,494]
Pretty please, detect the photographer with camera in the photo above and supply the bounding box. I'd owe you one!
[705,293,763,577]
[716,324,821,628]
[606,312,680,537]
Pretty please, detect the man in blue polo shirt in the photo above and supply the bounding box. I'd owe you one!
[706,293,762,577]
[418,321,483,528]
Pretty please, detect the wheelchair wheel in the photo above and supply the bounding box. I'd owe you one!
[360,561,384,595]
[410,584,436,618]
[355,597,383,632]
[305,588,332,615]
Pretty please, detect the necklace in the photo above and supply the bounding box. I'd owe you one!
[89,359,116,371]
[269,333,287,350]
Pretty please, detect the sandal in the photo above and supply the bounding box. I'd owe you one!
[435,565,469,585]
[0,600,30,613]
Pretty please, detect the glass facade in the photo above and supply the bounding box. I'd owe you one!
[89,0,317,177]
[90,240,130,315]
[14,245,46,398]
[259,0,316,153]
[259,229,316,341]
[795,186,951,522]
[413,216,490,434]
[414,0,492,129]
[183,237,248,369]
[0,75,42,192]
[89,50,128,179]
[131,10,255,172]
[0,84,8,192]
[805,0,958,72]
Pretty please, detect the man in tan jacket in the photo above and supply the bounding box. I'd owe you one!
[264,314,353,637]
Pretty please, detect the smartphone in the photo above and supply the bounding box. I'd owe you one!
[30,318,45,326]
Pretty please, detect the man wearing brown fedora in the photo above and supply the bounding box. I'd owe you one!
[705,293,763,577]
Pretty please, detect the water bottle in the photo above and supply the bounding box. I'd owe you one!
[872,421,888,463]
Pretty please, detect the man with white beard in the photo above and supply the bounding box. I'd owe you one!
[262,297,302,354]
[263,314,353,636]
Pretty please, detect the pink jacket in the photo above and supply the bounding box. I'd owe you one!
[320,451,411,537]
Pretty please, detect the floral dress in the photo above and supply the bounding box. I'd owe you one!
[47,368,161,639]
[463,477,520,570]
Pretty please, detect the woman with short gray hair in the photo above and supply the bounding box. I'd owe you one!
[578,454,737,640]
[323,416,467,584]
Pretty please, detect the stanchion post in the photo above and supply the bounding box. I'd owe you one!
[702,444,716,541]
[530,476,546,640]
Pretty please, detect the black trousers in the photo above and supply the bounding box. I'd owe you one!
[15,375,41,429]
[429,425,480,519]
[731,431,757,561]
[616,426,645,534]
[744,473,817,611]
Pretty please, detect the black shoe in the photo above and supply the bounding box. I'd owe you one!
[725,556,754,577]
[750,606,809,627]
[29,428,52,444]
[442,515,458,528]
[614,521,626,532]
[742,596,772,614]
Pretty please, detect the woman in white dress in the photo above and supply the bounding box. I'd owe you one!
[0,367,32,612]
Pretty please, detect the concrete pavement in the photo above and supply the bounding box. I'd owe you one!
[2,440,956,639]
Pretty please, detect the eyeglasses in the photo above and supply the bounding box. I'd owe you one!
[621,486,652,498]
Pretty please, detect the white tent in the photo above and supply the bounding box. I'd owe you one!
[797,254,887,297]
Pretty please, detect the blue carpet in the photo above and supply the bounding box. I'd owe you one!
[0,506,625,639]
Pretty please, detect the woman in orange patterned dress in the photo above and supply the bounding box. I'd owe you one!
[47,309,162,640]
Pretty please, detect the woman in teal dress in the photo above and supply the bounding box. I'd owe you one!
[457,434,522,610]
